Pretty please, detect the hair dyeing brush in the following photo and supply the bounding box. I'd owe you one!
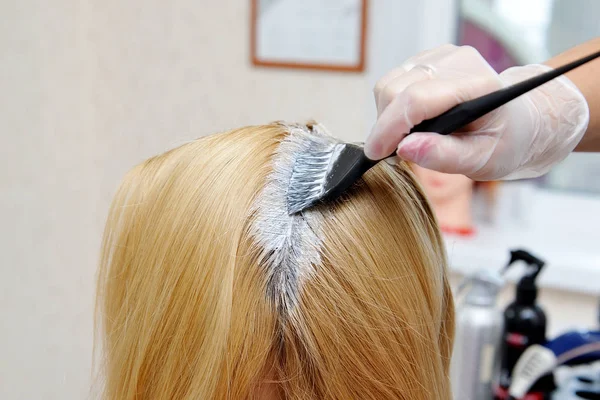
[287,50,600,215]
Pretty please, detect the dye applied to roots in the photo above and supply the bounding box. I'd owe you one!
[251,123,338,316]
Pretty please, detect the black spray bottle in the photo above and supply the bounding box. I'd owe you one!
[493,249,550,400]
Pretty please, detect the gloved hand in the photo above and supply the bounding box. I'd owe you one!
[365,44,590,180]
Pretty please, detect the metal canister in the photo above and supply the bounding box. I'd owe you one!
[451,269,504,400]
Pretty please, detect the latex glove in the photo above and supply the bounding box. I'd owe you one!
[365,44,590,180]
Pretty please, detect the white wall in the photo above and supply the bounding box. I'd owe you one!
[1,1,597,399]
[1,2,97,399]
[0,1,370,399]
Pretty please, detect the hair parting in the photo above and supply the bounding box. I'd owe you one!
[250,122,340,316]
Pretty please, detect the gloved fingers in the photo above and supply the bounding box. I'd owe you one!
[396,131,498,177]
[399,43,459,71]
[374,44,458,90]
[373,45,461,113]
[365,76,502,160]
[375,65,435,116]
[441,45,500,76]
[369,44,589,181]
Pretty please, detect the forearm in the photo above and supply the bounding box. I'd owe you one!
[544,37,600,152]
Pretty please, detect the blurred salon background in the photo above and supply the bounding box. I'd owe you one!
[1,0,599,399]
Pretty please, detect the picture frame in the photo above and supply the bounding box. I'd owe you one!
[250,0,368,72]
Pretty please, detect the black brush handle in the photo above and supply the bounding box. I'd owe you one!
[385,49,600,159]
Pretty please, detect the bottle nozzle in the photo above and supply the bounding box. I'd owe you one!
[502,249,545,274]
[505,249,546,305]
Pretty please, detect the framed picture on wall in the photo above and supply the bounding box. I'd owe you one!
[250,0,368,72]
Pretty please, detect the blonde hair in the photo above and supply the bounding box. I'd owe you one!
[95,123,454,399]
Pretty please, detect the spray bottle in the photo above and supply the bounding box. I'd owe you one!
[450,254,521,400]
[494,249,548,400]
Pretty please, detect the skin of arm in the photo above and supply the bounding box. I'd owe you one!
[544,37,600,152]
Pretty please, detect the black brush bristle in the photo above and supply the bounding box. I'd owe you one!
[287,143,375,214]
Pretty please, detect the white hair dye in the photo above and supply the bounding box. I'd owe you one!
[251,122,341,315]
